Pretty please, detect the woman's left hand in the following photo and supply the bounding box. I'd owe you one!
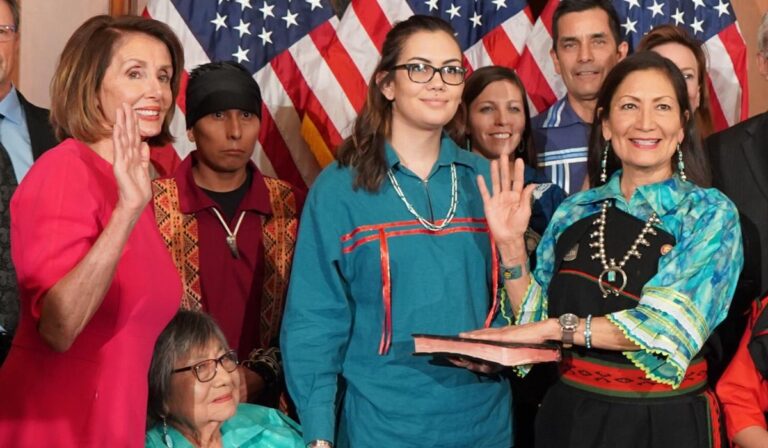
[460,319,559,345]
[112,102,151,216]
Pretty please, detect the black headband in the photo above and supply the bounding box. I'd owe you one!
[185,67,263,129]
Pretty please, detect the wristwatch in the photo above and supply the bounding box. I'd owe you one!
[558,313,580,349]
[307,440,333,448]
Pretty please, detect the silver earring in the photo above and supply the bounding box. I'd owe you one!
[676,143,687,182]
[600,140,610,183]
[162,417,174,448]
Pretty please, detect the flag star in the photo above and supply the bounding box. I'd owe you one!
[233,45,250,63]
[646,0,664,17]
[235,0,252,11]
[425,0,438,11]
[671,8,685,26]
[692,0,705,9]
[282,10,299,28]
[259,2,275,19]
[234,19,251,38]
[210,13,228,31]
[306,0,322,10]
[623,0,640,9]
[258,26,273,45]
[492,0,507,10]
[470,12,482,28]
[218,0,229,4]
[691,16,704,34]
[446,3,461,19]
[620,17,637,35]
[714,0,730,17]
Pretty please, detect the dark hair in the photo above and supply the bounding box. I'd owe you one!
[50,15,184,146]
[638,24,714,138]
[336,15,460,192]
[586,51,710,187]
[1,0,19,31]
[552,0,622,52]
[458,65,535,165]
[147,310,229,430]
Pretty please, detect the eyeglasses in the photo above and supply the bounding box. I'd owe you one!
[172,350,239,383]
[391,63,467,86]
[0,25,16,43]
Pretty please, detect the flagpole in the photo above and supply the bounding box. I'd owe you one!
[110,0,138,16]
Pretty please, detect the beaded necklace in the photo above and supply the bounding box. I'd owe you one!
[386,163,458,231]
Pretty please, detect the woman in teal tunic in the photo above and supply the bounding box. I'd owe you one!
[280,15,514,448]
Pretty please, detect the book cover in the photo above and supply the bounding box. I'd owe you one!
[412,333,561,367]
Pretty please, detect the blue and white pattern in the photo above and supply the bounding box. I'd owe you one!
[517,171,743,387]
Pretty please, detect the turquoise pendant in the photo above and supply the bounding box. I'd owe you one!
[607,271,616,282]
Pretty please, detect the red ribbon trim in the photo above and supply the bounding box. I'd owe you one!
[378,229,393,355]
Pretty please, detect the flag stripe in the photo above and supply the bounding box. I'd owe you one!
[310,20,368,113]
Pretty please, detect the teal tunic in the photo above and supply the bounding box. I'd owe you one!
[145,404,303,447]
[281,137,513,447]
[516,172,744,386]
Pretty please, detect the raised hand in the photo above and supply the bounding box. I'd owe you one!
[112,103,151,216]
[476,155,536,248]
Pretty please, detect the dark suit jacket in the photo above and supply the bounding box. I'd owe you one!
[706,112,768,382]
[0,90,58,363]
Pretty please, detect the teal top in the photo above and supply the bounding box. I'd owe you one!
[281,136,514,447]
[145,403,303,448]
[516,171,744,387]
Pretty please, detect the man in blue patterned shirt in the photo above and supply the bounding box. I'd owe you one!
[532,0,627,195]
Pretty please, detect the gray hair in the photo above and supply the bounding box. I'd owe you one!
[759,12,768,54]
[146,310,229,430]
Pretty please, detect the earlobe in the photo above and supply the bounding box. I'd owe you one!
[550,48,562,75]
[376,71,395,101]
[617,41,629,60]
[187,129,195,143]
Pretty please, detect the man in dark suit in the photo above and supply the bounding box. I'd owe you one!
[0,0,58,364]
[706,12,768,382]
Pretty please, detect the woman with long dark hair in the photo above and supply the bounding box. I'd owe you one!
[462,51,742,447]
[281,15,513,448]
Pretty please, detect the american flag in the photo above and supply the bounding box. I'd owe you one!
[519,0,748,130]
[146,0,342,190]
[146,0,536,189]
[147,0,747,189]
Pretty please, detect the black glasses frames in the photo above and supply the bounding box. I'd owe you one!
[171,350,239,383]
[391,63,467,86]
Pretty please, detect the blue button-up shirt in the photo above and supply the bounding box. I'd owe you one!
[0,86,33,182]
[531,96,590,195]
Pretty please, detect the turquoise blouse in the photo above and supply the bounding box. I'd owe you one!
[145,404,303,448]
[516,171,743,387]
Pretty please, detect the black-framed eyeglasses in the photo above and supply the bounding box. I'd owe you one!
[0,25,16,43]
[171,350,239,383]
[391,63,467,86]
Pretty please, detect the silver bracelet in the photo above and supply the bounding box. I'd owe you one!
[584,314,593,349]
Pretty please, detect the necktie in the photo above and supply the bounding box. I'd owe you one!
[0,111,19,364]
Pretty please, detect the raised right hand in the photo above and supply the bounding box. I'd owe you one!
[112,103,151,216]
[476,155,536,247]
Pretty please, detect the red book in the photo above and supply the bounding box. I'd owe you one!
[412,334,561,367]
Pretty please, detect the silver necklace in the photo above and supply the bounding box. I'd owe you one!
[589,200,660,297]
[387,163,458,231]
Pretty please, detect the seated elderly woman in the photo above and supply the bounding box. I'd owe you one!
[146,310,303,448]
